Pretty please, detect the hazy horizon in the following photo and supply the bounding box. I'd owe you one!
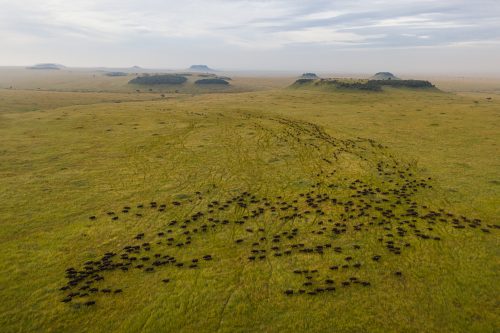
[1,0,499,75]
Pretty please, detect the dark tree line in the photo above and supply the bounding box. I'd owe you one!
[293,78,435,91]
[129,75,187,85]
[106,72,127,77]
[375,80,435,88]
[194,78,230,85]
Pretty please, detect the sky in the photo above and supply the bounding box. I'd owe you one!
[1,0,499,74]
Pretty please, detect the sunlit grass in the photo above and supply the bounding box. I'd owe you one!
[0,87,498,333]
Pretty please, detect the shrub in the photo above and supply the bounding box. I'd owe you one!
[300,73,319,79]
[105,72,127,77]
[129,75,187,85]
[372,80,434,88]
[294,79,314,84]
[292,78,435,91]
[194,78,230,85]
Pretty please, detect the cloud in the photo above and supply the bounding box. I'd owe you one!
[0,0,499,71]
[0,0,498,48]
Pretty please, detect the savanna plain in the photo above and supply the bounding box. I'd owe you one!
[0,69,499,333]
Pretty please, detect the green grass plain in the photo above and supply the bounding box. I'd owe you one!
[0,73,499,333]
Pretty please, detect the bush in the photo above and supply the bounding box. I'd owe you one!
[372,80,434,88]
[194,78,230,85]
[294,79,314,84]
[292,78,435,91]
[335,80,382,91]
[105,72,127,77]
[129,75,187,85]
[300,73,319,79]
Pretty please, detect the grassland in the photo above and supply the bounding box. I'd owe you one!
[0,68,291,94]
[0,89,174,114]
[0,78,498,333]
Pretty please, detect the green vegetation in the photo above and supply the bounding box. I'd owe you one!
[0,89,166,113]
[129,74,188,85]
[293,78,436,91]
[294,78,315,84]
[300,73,320,79]
[376,79,435,88]
[0,82,498,333]
[105,72,127,77]
[194,78,230,85]
[330,79,383,91]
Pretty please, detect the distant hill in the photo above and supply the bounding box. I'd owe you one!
[300,73,319,79]
[27,63,65,70]
[189,65,215,72]
[370,72,400,80]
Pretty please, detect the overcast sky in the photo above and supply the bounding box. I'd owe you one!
[1,0,499,74]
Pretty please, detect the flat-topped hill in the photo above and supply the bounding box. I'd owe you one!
[27,63,65,70]
[189,65,215,72]
[371,72,400,80]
